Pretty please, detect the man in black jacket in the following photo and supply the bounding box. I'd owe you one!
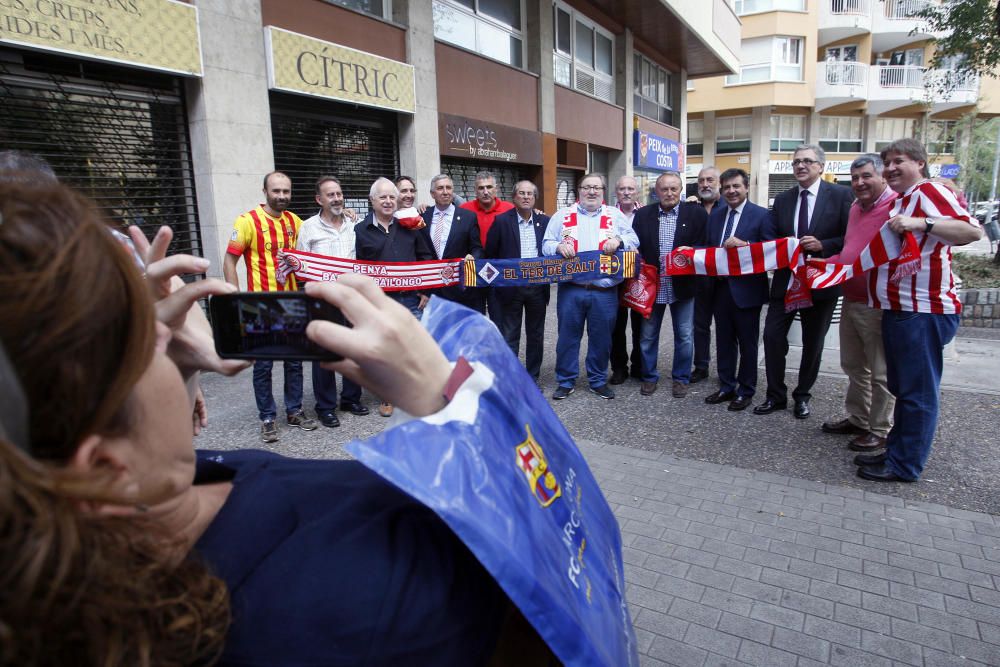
[484,180,549,381]
[420,174,484,313]
[632,171,708,398]
[755,144,853,419]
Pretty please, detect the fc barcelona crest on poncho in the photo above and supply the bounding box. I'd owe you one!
[516,425,561,507]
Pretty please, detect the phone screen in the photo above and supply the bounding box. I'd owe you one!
[210,293,345,361]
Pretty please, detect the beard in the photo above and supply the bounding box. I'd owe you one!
[699,188,718,201]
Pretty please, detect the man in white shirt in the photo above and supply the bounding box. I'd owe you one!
[296,176,370,425]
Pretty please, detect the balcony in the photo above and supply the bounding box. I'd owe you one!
[818,0,873,45]
[923,69,981,111]
[867,65,928,113]
[815,61,869,110]
[872,0,936,53]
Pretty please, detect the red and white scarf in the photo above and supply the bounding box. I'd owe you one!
[277,248,465,292]
[666,222,920,311]
[562,206,616,254]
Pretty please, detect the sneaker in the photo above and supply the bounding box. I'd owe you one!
[319,411,340,428]
[672,381,688,398]
[552,385,575,400]
[287,410,318,431]
[260,420,278,443]
[378,402,394,418]
[589,384,615,400]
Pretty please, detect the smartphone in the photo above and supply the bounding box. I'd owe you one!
[209,292,346,361]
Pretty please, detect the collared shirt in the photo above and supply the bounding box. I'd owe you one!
[656,204,680,304]
[461,198,515,245]
[617,203,638,227]
[719,199,748,245]
[297,210,357,259]
[517,211,538,259]
[832,187,896,303]
[430,204,455,259]
[793,178,822,232]
[541,203,638,288]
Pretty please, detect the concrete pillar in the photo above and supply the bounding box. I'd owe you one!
[609,29,634,181]
[750,106,771,205]
[678,68,688,145]
[806,110,822,146]
[395,0,440,193]
[862,114,878,153]
[186,0,275,281]
[527,0,557,210]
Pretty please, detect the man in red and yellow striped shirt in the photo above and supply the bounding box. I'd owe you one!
[223,171,317,443]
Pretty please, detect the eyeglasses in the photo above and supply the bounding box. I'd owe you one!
[580,185,605,192]
[792,158,821,167]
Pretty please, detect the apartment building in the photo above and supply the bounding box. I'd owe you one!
[0,0,738,276]
[686,0,1000,205]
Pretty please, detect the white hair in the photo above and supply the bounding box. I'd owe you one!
[369,177,398,199]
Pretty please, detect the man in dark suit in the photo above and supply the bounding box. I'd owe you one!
[632,171,708,398]
[484,180,549,381]
[702,169,770,411]
[690,166,723,384]
[755,144,853,419]
[420,173,484,313]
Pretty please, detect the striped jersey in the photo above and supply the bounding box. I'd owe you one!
[226,205,302,291]
[866,180,979,314]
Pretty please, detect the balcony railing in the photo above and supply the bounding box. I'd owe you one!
[828,0,871,15]
[883,0,930,20]
[874,65,925,88]
[823,61,868,86]
[734,0,806,14]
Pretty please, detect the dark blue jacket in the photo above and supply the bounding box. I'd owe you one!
[707,200,770,309]
[484,208,548,260]
[632,201,708,302]
[418,206,483,307]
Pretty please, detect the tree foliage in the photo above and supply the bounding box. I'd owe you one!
[921,0,1000,75]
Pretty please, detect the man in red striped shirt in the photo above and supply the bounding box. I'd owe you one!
[855,139,982,483]
[224,171,318,443]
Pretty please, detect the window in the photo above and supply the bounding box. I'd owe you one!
[874,118,915,151]
[687,119,704,156]
[819,116,862,153]
[553,2,615,103]
[634,53,674,125]
[326,0,388,19]
[433,0,524,68]
[588,146,609,177]
[927,120,958,154]
[733,0,805,15]
[770,115,805,152]
[716,116,752,154]
[725,36,803,85]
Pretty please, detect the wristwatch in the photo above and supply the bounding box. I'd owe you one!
[924,217,936,235]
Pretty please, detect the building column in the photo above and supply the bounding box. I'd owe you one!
[186,0,274,280]
[862,114,878,153]
[395,0,440,193]
[806,110,822,146]
[608,28,635,182]
[527,0,557,210]
[750,106,771,205]
[702,111,717,166]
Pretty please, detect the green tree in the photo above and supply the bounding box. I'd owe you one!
[920,0,1000,75]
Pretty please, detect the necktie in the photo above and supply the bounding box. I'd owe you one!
[797,189,810,237]
[432,210,446,258]
[721,208,737,246]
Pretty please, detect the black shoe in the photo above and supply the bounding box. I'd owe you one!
[340,401,370,416]
[753,399,787,415]
[629,368,643,379]
[552,385,575,400]
[821,418,867,435]
[319,411,340,428]
[609,369,628,385]
[853,451,887,467]
[794,400,811,419]
[857,462,914,483]
[690,367,709,384]
[589,384,615,400]
[728,396,752,411]
[705,389,736,404]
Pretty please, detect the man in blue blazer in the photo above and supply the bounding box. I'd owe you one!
[702,169,771,411]
[484,180,549,381]
[632,171,708,398]
[756,145,852,419]
[421,174,485,313]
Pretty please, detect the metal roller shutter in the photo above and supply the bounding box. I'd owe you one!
[0,48,203,257]
[440,158,524,204]
[768,175,798,207]
[555,167,581,209]
[270,93,399,219]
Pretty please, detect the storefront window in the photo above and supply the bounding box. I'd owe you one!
[433,0,524,68]
[819,116,862,153]
[716,116,752,154]
[553,1,615,103]
[769,115,805,152]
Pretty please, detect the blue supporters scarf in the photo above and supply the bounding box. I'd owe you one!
[462,250,638,288]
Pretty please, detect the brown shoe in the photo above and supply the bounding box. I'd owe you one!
[821,418,867,435]
[378,402,394,418]
[672,381,688,398]
[640,381,658,396]
[848,432,886,452]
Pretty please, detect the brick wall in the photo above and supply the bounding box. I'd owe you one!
[959,288,1000,328]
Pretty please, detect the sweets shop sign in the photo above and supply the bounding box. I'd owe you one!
[0,0,202,76]
[439,113,543,165]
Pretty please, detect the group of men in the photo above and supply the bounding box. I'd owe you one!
[227,137,981,483]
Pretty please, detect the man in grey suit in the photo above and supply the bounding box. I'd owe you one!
[420,174,484,313]
[755,144,853,420]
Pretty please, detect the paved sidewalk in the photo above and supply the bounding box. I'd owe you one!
[581,440,1000,667]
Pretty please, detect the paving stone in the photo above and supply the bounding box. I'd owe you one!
[683,623,742,658]
[922,646,990,667]
[700,537,747,561]
[939,563,996,589]
[829,644,892,666]
[889,581,946,610]
[886,552,940,576]
[833,602,891,634]
[804,615,863,647]
[788,557,839,584]
[685,564,736,592]
[810,580,863,607]
[701,588,754,617]
[860,592,918,623]
[744,547,791,571]
[714,555,761,581]
[945,595,1000,626]
[771,627,831,662]
[732,578,783,605]
[814,549,863,571]
[654,573,706,603]
[962,555,1000,579]
[629,583,675,613]
[916,605,980,639]
[736,640,798,667]
[717,611,773,644]
[841,542,889,565]
[702,654,753,667]
[625,564,661,588]
[748,601,804,631]
[890,617,954,651]
[861,560,916,586]
[933,537,986,559]
[634,626,656,654]
[952,635,1000,665]
[669,597,722,629]
[779,589,835,620]
[644,554,691,579]
[647,635,709,667]
[769,540,818,563]
[860,629,923,666]
[633,607,690,641]
[726,531,771,551]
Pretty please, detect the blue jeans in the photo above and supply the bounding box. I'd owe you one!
[391,292,423,318]
[639,298,694,384]
[882,311,959,481]
[312,362,361,412]
[555,284,618,388]
[253,360,303,422]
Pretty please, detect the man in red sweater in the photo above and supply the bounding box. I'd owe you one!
[461,171,514,323]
